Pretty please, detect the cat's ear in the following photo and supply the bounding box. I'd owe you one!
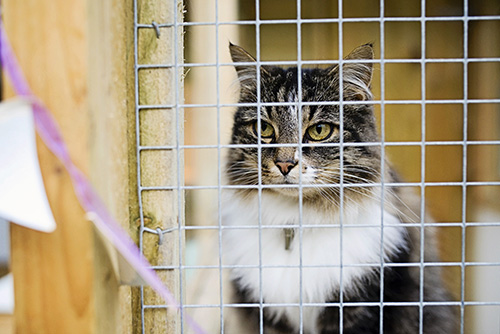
[229,42,256,65]
[330,43,374,101]
[229,43,268,92]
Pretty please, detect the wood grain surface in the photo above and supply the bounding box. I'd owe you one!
[4,0,93,333]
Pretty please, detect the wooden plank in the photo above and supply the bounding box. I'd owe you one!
[3,0,94,333]
[5,0,138,333]
[87,0,136,333]
[465,6,500,332]
[134,0,185,333]
[0,314,14,334]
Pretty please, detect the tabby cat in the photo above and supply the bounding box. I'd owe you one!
[221,43,457,334]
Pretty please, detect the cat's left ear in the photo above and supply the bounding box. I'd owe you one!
[330,43,374,101]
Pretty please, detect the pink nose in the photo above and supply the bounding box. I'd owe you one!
[275,161,296,176]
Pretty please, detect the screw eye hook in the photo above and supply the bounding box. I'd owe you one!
[156,227,164,245]
[151,21,161,38]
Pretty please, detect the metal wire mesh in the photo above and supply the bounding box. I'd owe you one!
[134,0,500,332]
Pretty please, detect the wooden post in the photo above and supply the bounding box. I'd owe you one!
[88,0,136,333]
[4,0,137,333]
[134,0,184,333]
[4,0,94,333]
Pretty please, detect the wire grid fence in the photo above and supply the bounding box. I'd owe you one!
[134,0,500,332]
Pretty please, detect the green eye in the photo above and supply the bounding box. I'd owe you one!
[306,123,333,141]
[253,121,275,139]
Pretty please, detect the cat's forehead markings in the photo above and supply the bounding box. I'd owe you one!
[302,105,312,124]
[277,85,287,102]
[307,106,325,123]
[287,91,299,122]
[260,106,272,122]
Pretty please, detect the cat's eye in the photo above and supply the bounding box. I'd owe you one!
[252,121,275,140]
[306,123,334,141]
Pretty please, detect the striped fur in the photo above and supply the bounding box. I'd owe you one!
[222,43,458,333]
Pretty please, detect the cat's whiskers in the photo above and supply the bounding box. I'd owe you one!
[320,174,378,206]
[317,168,418,223]
[314,178,368,214]
[334,165,420,222]
[314,180,341,208]
[227,161,408,233]
[226,171,258,186]
[321,182,413,224]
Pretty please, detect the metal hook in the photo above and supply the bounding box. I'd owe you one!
[156,227,164,245]
[151,21,161,38]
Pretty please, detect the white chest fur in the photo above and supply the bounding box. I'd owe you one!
[221,191,407,333]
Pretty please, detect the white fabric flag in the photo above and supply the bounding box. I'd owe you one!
[0,99,56,232]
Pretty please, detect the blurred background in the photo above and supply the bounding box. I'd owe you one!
[0,0,497,332]
[182,0,500,332]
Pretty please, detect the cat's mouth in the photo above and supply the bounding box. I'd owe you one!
[267,181,319,199]
[268,164,316,184]
[264,167,318,197]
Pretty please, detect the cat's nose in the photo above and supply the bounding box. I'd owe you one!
[275,160,297,176]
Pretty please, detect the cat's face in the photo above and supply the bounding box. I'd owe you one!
[227,44,382,202]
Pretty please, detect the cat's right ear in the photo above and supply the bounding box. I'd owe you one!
[328,43,374,101]
[229,43,267,92]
